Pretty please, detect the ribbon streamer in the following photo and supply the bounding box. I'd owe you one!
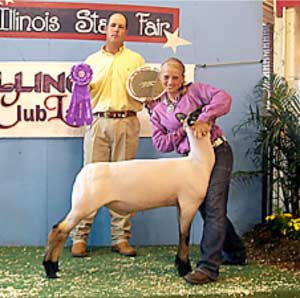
[66,63,93,127]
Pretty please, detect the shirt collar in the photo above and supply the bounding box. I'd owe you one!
[161,82,193,106]
[101,45,125,56]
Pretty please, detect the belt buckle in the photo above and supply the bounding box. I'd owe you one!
[103,111,110,118]
[213,136,225,148]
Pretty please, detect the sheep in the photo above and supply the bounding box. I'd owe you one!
[42,107,215,279]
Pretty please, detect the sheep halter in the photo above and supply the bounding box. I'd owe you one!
[66,63,93,127]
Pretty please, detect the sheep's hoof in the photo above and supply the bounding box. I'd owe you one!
[54,261,59,272]
[43,260,59,278]
[175,255,192,277]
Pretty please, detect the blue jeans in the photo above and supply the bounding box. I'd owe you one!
[196,141,245,279]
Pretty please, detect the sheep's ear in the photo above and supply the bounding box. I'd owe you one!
[189,107,203,119]
[175,113,187,123]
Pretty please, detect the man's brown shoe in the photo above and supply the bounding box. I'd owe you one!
[184,271,215,285]
[71,242,88,257]
[111,241,136,257]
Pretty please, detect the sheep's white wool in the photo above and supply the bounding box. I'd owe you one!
[65,126,215,231]
[43,110,216,278]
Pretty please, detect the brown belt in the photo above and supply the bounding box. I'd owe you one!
[94,111,137,119]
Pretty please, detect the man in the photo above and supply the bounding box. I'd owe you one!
[70,13,145,257]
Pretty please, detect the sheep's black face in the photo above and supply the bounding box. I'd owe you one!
[175,107,203,126]
[186,109,201,126]
[186,108,202,126]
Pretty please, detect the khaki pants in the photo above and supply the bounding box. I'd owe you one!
[70,115,140,245]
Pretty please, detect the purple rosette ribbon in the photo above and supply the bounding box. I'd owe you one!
[66,63,93,126]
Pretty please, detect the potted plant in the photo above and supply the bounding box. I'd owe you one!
[233,74,300,218]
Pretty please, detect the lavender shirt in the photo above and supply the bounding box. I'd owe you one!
[149,82,232,155]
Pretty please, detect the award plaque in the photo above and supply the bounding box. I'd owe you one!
[126,66,165,102]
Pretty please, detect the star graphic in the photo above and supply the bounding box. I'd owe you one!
[163,28,192,53]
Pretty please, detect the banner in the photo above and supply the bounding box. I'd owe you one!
[0,1,179,42]
[0,62,195,138]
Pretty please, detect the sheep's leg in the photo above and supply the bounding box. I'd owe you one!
[175,205,198,277]
[43,219,69,278]
[43,209,94,278]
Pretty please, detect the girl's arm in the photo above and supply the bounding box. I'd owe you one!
[151,111,186,153]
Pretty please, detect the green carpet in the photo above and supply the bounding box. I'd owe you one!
[0,245,299,298]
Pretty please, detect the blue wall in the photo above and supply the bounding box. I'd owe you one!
[0,0,262,246]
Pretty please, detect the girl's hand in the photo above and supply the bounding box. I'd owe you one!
[144,97,153,105]
[192,120,211,138]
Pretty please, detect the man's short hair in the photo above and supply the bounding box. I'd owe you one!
[107,12,128,29]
